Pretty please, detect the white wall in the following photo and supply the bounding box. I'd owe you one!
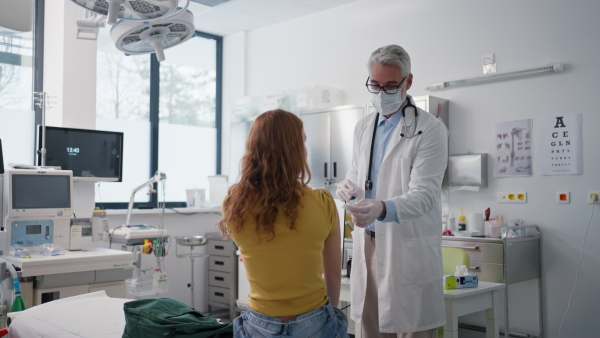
[222,0,599,337]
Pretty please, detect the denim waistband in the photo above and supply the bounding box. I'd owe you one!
[242,303,333,334]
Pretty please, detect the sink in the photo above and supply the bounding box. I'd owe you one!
[175,235,207,247]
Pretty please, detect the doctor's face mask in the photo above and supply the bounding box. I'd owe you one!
[371,91,404,115]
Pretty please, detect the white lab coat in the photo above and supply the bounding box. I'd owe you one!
[347,96,448,333]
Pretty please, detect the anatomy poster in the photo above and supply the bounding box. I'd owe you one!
[539,113,583,175]
[494,119,533,177]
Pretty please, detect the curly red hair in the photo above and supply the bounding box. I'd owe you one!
[218,109,311,241]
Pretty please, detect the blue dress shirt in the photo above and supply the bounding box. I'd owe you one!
[364,102,406,231]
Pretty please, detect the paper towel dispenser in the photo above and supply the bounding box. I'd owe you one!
[448,154,487,189]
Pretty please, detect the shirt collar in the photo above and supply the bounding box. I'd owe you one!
[377,99,407,127]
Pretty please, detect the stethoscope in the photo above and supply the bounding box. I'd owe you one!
[365,96,422,191]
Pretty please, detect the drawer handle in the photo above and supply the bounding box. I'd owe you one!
[470,266,480,271]
[215,261,224,266]
[443,245,479,250]
[215,276,224,281]
[215,292,224,297]
[215,245,224,250]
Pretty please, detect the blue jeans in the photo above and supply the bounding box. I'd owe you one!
[233,303,348,337]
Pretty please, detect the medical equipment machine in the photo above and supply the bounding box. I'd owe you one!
[175,235,208,309]
[111,224,169,245]
[0,172,132,310]
[1,169,73,254]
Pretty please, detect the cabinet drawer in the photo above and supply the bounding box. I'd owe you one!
[442,240,503,264]
[209,255,233,272]
[469,262,504,283]
[209,270,232,288]
[208,240,235,258]
[208,286,231,304]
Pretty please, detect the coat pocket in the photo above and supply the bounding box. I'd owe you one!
[400,235,440,285]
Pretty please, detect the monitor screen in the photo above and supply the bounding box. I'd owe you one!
[37,126,124,181]
[12,174,71,209]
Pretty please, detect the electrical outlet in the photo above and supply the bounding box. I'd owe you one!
[589,192,599,204]
[498,191,527,203]
[558,192,570,204]
[516,192,527,203]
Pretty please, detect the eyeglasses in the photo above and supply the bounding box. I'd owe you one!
[365,76,407,94]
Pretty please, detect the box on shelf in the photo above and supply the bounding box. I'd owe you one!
[232,96,260,122]
[290,85,343,113]
[443,274,478,289]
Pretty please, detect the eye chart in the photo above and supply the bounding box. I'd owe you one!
[540,113,583,175]
[494,119,533,177]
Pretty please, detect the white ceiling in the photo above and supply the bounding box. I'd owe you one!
[188,0,360,36]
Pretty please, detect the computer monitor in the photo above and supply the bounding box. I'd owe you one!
[2,169,73,222]
[36,126,124,182]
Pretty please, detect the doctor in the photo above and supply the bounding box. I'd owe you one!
[338,45,448,337]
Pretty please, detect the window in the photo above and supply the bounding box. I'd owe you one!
[95,29,222,208]
[96,29,151,204]
[0,4,39,166]
[158,34,219,203]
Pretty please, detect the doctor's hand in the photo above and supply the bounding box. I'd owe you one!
[342,199,385,228]
[336,179,362,202]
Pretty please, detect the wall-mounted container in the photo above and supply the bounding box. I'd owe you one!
[448,154,488,189]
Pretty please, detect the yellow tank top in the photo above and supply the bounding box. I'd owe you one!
[229,188,337,317]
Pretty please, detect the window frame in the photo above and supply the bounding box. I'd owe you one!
[95,31,223,210]
[33,0,45,153]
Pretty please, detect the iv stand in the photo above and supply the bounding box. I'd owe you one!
[32,92,51,166]
[125,171,166,226]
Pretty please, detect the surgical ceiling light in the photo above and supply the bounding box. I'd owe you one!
[190,0,229,6]
[110,8,195,62]
[425,62,564,91]
[70,0,189,26]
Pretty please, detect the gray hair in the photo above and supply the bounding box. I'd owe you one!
[367,45,411,78]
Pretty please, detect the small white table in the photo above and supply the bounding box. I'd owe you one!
[339,279,505,338]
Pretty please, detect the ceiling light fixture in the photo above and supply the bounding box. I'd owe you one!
[70,0,190,25]
[190,0,230,6]
[110,8,195,62]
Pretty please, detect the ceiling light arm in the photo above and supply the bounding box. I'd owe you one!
[166,0,191,20]
[76,9,106,40]
[106,0,125,25]
[425,62,563,91]
[125,171,167,225]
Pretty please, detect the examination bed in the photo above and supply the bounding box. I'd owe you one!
[7,291,130,337]
[6,291,233,337]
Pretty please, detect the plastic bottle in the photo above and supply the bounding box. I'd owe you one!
[447,213,458,232]
[458,208,467,231]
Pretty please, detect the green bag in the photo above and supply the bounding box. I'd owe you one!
[122,298,233,338]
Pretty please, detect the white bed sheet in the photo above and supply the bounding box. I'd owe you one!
[7,291,130,338]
